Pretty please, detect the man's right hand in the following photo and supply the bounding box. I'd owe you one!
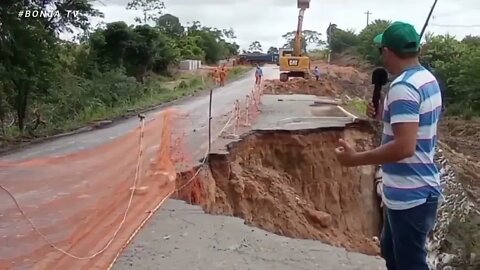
[366,102,377,119]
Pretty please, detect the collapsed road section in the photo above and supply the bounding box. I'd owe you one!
[176,93,383,256]
[112,64,480,269]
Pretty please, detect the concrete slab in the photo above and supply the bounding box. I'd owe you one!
[254,94,357,131]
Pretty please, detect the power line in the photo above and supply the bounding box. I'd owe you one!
[430,23,480,28]
[433,7,480,19]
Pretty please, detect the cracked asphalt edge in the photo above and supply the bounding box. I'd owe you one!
[113,199,385,270]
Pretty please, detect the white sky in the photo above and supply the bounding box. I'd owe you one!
[91,0,480,51]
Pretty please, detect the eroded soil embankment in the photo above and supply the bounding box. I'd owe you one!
[176,122,383,255]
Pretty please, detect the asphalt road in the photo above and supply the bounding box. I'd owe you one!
[1,66,386,269]
[2,67,268,162]
[113,200,385,270]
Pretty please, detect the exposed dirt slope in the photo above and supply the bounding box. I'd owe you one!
[264,63,370,100]
[177,123,382,256]
[439,117,480,161]
[263,78,340,96]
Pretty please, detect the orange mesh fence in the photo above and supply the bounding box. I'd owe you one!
[0,83,264,270]
[0,110,179,269]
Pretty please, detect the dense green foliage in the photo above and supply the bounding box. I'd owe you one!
[327,20,480,117]
[0,0,241,140]
[282,30,323,53]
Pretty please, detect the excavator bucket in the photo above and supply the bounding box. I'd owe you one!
[297,0,310,9]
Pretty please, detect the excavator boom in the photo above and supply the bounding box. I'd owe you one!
[294,8,305,56]
[294,0,310,55]
[278,0,311,82]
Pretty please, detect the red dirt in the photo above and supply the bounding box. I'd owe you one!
[263,78,341,96]
[439,117,480,160]
[263,63,370,99]
[177,122,383,256]
[174,64,383,256]
[438,117,480,209]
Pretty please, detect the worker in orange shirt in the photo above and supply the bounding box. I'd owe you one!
[219,66,227,87]
[210,68,219,86]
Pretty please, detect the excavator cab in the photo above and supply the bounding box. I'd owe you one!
[297,0,310,9]
[278,0,311,82]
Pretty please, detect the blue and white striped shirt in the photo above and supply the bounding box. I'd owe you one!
[381,65,443,210]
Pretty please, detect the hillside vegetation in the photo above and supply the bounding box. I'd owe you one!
[326,20,480,118]
[0,0,245,142]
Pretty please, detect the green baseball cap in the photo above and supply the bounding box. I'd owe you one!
[373,21,420,54]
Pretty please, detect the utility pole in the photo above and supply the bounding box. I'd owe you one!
[365,10,372,26]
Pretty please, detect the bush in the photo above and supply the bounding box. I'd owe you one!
[327,21,480,117]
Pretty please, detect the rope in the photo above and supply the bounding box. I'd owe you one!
[175,111,236,192]
[1,83,262,262]
[0,116,147,260]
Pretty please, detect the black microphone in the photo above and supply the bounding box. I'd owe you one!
[371,68,388,117]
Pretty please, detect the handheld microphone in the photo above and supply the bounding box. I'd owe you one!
[371,67,388,117]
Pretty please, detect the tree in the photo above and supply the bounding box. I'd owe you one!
[0,0,102,132]
[186,22,236,63]
[0,1,244,138]
[282,30,322,52]
[249,41,263,52]
[357,19,391,64]
[222,28,237,39]
[268,46,279,54]
[127,25,178,82]
[224,42,240,56]
[175,35,205,60]
[90,22,179,81]
[156,14,184,37]
[127,0,165,24]
[327,25,360,54]
[462,35,480,47]
[421,35,469,114]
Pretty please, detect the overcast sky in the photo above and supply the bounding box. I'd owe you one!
[92,0,480,51]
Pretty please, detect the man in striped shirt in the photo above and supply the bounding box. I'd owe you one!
[335,21,442,270]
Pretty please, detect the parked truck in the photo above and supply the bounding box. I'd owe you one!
[236,52,279,66]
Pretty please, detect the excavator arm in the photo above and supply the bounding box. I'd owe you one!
[278,0,311,82]
[294,0,310,56]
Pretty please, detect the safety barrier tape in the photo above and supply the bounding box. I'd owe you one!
[1,81,266,264]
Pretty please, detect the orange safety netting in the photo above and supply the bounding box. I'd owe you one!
[0,83,264,270]
[0,109,181,270]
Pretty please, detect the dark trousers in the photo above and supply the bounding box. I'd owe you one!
[381,195,438,270]
[255,75,262,85]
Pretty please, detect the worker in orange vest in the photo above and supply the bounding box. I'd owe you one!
[219,65,227,87]
[210,68,219,86]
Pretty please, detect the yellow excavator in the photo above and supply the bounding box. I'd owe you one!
[278,0,311,82]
